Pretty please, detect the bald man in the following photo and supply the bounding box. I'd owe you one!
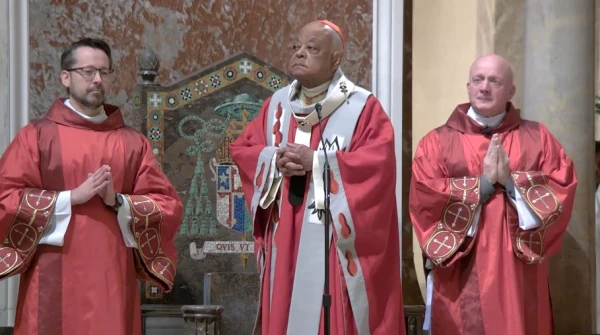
[231,20,405,335]
[409,54,577,335]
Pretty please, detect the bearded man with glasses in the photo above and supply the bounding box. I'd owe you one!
[0,38,183,335]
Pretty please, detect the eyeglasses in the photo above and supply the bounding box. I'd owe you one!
[66,67,115,80]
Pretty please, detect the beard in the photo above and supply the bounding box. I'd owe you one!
[71,86,105,110]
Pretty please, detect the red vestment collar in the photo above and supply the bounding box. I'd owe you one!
[44,98,125,131]
[445,102,521,135]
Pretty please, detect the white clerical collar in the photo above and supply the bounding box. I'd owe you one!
[287,68,353,127]
[300,80,330,105]
[64,99,107,124]
[467,106,506,128]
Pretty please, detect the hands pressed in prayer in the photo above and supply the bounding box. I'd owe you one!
[497,143,510,186]
[482,134,510,186]
[99,166,117,207]
[483,134,500,184]
[75,165,117,206]
[276,143,315,177]
[71,165,109,205]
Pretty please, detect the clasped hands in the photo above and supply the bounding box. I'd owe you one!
[276,143,315,177]
[483,133,510,186]
[71,165,117,207]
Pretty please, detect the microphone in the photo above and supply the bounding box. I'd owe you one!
[315,102,323,117]
[315,104,330,201]
[315,104,329,173]
[482,125,491,136]
[315,102,332,335]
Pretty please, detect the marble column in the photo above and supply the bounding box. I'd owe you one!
[372,0,404,283]
[0,0,12,326]
[0,0,9,152]
[522,0,596,333]
[0,0,29,328]
[475,0,525,108]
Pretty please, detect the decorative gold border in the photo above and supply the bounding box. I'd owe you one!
[150,256,175,287]
[125,194,175,288]
[516,230,546,265]
[442,202,473,233]
[145,58,290,167]
[423,176,480,267]
[0,188,57,278]
[511,171,563,264]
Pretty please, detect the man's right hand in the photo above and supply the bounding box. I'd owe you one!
[71,166,109,205]
[483,134,499,184]
[276,148,306,177]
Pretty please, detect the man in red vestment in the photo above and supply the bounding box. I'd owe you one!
[409,54,577,335]
[230,20,405,335]
[0,38,183,334]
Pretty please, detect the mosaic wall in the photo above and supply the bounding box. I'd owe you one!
[133,53,290,333]
[28,0,373,127]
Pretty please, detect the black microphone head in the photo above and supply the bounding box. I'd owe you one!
[482,126,491,136]
[315,103,323,118]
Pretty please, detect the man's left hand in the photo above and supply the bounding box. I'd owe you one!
[281,143,314,174]
[497,144,510,186]
[92,165,117,206]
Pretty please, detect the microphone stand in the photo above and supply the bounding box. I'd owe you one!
[315,103,331,335]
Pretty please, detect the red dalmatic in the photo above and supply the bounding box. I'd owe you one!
[409,103,577,335]
[0,98,182,335]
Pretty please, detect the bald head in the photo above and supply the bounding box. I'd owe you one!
[288,20,346,88]
[466,53,516,117]
[301,21,345,52]
[469,54,514,85]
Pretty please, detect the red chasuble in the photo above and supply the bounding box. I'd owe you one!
[409,102,577,335]
[230,94,404,335]
[0,98,182,335]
